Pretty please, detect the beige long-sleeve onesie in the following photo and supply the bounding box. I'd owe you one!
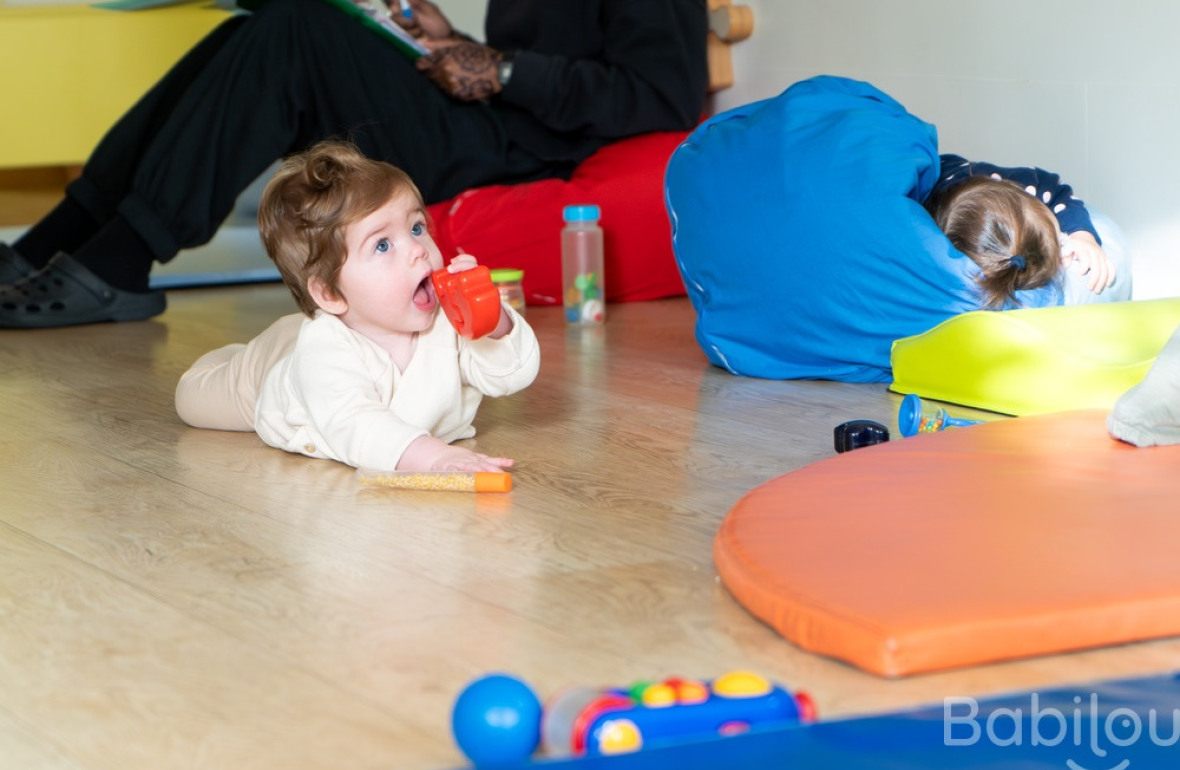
[175,307,539,470]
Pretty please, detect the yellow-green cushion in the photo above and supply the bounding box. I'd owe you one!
[889,298,1180,416]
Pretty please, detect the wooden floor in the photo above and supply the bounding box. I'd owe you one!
[2,287,1177,770]
[0,167,74,228]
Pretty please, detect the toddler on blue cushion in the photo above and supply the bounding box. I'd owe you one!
[925,155,1129,309]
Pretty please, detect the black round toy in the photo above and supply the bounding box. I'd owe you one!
[833,420,890,453]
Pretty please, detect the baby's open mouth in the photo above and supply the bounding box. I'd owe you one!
[413,274,436,310]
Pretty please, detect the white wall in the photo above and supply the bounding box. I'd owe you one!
[715,0,1180,299]
[440,0,486,41]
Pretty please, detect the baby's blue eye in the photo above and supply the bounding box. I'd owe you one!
[411,222,425,237]
[375,237,390,253]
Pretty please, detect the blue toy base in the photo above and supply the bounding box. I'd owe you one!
[464,672,1180,769]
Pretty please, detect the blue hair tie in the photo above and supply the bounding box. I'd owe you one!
[1008,255,1027,270]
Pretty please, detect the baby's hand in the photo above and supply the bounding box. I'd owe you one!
[429,445,514,473]
[447,253,480,273]
[398,434,514,473]
[1061,231,1114,294]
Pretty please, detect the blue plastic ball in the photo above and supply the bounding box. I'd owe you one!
[452,673,542,767]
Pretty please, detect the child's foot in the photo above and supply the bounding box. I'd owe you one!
[1108,324,1180,446]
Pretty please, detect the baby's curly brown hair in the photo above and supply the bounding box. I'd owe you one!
[925,176,1061,308]
[258,140,423,316]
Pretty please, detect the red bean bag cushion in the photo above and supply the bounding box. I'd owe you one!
[426,131,690,306]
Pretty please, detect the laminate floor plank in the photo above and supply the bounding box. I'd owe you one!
[1,286,1174,770]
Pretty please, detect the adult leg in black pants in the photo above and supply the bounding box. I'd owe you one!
[0,0,549,328]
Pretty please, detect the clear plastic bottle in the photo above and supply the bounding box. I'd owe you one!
[561,204,605,324]
[489,268,527,316]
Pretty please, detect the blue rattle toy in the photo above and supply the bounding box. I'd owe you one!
[897,394,983,437]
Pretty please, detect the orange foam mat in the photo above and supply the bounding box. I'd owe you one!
[715,410,1180,677]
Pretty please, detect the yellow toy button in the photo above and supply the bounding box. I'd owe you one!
[711,670,772,698]
[640,683,676,708]
[675,679,709,705]
[597,719,643,754]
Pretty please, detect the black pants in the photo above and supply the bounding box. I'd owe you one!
[66,0,550,262]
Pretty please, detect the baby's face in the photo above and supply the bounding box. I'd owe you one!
[334,190,445,339]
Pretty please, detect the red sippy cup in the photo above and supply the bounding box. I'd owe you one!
[431,265,502,339]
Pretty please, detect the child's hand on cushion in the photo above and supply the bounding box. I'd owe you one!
[398,434,514,473]
[1061,231,1114,294]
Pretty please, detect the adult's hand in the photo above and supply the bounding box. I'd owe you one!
[393,0,453,41]
[417,41,503,102]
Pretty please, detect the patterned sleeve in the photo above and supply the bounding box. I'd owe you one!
[933,154,1100,243]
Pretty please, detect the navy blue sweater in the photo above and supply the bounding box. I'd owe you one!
[932,154,1099,242]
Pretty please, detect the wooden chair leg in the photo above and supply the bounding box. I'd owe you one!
[706,0,755,93]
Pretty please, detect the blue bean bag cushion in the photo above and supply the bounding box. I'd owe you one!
[665,75,1059,382]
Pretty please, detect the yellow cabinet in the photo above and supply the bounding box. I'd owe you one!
[0,4,232,168]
